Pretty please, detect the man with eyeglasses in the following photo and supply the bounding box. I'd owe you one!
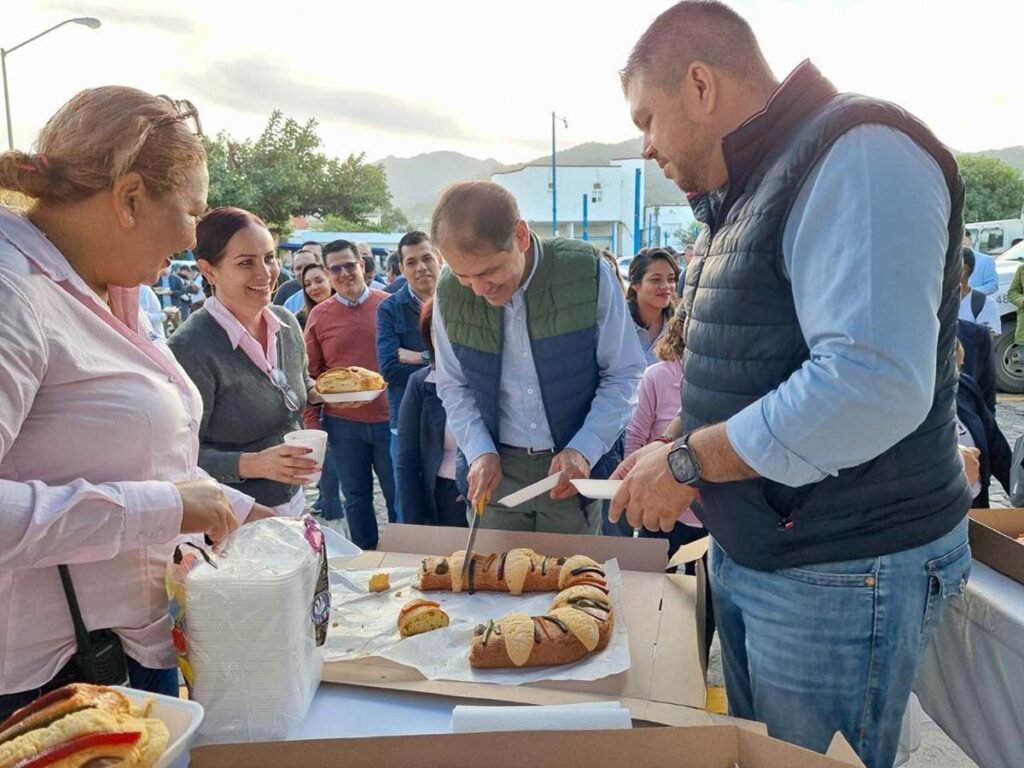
[375,231,442,521]
[304,239,396,549]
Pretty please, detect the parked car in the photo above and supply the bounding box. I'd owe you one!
[617,257,632,279]
[966,213,1024,256]
[991,239,1024,392]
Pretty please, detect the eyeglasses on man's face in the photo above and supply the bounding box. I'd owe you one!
[327,262,360,275]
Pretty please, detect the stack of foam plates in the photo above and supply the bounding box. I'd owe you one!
[185,518,323,742]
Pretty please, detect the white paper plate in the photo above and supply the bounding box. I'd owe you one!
[112,687,203,768]
[318,388,385,404]
[496,472,562,508]
[571,479,622,499]
[321,525,362,561]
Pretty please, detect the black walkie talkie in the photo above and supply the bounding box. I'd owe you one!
[58,565,130,686]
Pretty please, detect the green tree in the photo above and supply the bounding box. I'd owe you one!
[204,112,393,230]
[674,222,701,246]
[957,154,1024,222]
[378,205,411,233]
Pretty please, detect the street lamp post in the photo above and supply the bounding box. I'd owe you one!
[551,111,567,237]
[2,17,101,150]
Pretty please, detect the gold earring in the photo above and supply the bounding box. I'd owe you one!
[128,216,135,226]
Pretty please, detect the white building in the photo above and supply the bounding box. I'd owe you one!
[642,205,697,251]
[491,158,646,256]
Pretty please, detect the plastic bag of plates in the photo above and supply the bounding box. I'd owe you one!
[167,516,329,742]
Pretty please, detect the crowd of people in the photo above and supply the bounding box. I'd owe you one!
[0,2,1014,766]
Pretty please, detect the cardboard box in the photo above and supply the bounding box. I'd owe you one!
[190,724,864,767]
[968,508,1024,585]
[321,524,707,724]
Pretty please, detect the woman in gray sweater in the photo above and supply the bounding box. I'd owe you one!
[169,207,323,513]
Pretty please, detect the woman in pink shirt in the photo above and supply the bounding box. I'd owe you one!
[625,306,704,552]
[0,87,269,719]
[625,310,686,457]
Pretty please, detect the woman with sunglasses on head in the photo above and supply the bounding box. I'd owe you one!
[0,87,273,719]
[169,207,324,516]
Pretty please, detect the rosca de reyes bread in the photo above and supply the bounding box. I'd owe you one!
[0,683,170,768]
[418,549,608,595]
[469,583,615,669]
[315,366,385,394]
[397,598,450,638]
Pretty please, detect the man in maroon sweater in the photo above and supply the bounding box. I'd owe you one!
[305,239,395,549]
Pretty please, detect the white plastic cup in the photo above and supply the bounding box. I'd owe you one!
[283,429,328,484]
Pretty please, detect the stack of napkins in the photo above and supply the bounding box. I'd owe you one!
[185,518,323,742]
[451,701,632,733]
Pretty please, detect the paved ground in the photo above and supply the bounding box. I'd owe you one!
[314,400,1024,767]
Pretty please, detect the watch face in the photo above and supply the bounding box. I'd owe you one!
[668,445,699,485]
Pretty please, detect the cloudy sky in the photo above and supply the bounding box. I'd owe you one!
[8,0,1023,164]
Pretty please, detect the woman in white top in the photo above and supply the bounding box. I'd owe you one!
[0,87,271,719]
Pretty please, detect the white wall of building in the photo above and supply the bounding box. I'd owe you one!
[643,205,696,250]
[491,159,646,255]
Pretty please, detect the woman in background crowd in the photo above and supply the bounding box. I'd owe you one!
[293,262,345,523]
[169,207,322,516]
[628,248,680,365]
[0,87,266,719]
[396,299,467,527]
[295,262,334,330]
[625,306,686,457]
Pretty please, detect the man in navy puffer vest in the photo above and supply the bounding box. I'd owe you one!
[609,3,972,767]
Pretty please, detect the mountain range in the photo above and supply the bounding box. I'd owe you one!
[378,141,1024,225]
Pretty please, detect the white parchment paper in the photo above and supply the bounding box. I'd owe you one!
[323,559,630,685]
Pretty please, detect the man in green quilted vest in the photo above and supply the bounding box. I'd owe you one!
[430,181,645,533]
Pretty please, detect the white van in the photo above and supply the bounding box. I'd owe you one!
[966,214,1024,256]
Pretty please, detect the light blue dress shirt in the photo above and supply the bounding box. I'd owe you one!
[968,250,999,295]
[635,319,667,367]
[138,285,166,341]
[434,233,646,468]
[283,287,305,313]
[725,125,952,487]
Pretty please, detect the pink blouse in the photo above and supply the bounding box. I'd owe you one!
[0,209,254,694]
[625,360,683,456]
[203,296,281,376]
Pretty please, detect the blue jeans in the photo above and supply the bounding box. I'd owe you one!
[709,517,970,768]
[317,444,344,520]
[323,415,395,550]
[0,656,179,722]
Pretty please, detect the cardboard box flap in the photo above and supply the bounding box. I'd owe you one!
[191,725,862,767]
[968,508,1024,585]
[667,535,710,570]
[826,732,866,766]
[379,524,668,572]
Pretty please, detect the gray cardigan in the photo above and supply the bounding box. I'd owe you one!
[168,305,314,506]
